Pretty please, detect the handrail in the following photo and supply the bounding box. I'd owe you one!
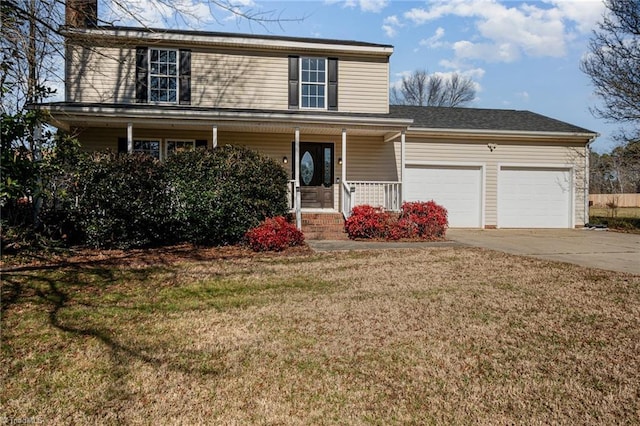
[287,179,296,211]
[342,180,352,218]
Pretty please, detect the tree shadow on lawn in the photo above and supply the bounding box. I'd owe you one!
[0,248,262,414]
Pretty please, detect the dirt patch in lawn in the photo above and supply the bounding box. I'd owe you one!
[2,246,639,424]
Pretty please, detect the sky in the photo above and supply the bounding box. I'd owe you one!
[102,0,621,153]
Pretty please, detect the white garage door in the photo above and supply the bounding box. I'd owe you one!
[498,167,572,228]
[405,165,483,228]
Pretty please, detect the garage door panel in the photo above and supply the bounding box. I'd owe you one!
[405,165,482,228]
[498,167,572,228]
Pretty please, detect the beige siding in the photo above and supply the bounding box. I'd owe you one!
[74,127,394,211]
[339,59,389,114]
[66,43,390,113]
[191,51,288,109]
[400,137,588,227]
[67,45,136,103]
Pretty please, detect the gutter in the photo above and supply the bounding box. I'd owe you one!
[407,126,598,141]
[37,103,413,131]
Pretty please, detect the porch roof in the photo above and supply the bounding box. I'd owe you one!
[36,102,412,137]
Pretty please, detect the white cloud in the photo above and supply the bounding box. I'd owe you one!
[516,91,530,101]
[403,0,606,63]
[339,0,388,13]
[382,15,402,37]
[419,27,446,48]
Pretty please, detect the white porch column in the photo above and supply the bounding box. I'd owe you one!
[294,127,301,230]
[341,128,347,185]
[400,130,406,203]
[127,122,133,153]
[212,125,218,148]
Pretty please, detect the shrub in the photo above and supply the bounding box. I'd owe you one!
[69,152,172,249]
[245,216,304,251]
[345,201,448,241]
[164,145,289,245]
[344,205,390,239]
[396,201,448,240]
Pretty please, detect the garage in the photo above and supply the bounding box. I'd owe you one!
[405,164,483,228]
[498,166,573,228]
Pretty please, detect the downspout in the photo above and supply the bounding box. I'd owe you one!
[585,135,597,226]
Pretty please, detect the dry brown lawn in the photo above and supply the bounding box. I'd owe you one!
[2,246,639,424]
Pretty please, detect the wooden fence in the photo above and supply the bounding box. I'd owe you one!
[589,193,640,207]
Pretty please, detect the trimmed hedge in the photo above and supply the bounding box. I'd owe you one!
[245,216,304,252]
[344,201,448,241]
[41,145,290,249]
[164,146,289,246]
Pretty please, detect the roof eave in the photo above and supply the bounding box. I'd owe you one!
[62,27,394,57]
[36,103,412,132]
[407,126,598,142]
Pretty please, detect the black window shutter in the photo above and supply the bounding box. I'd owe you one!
[195,139,207,149]
[328,58,338,110]
[288,56,299,109]
[117,137,128,154]
[179,49,191,105]
[135,47,148,103]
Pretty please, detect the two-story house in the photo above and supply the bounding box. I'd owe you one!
[38,0,597,232]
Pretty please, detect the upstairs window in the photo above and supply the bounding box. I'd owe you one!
[136,47,191,105]
[149,49,178,103]
[289,56,338,111]
[301,58,326,109]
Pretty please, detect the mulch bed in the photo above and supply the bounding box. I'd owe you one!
[0,243,314,271]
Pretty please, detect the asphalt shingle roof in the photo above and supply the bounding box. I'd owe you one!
[389,105,596,134]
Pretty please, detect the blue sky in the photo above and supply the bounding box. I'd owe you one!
[106,0,619,153]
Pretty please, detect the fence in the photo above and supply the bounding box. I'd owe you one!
[589,193,640,208]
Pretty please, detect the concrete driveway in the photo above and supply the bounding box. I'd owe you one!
[447,229,640,275]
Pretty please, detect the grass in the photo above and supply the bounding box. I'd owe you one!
[2,247,640,424]
[589,207,640,232]
[589,206,640,218]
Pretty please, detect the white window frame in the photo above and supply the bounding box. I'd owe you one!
[133,139,162,160]
[148,48,179,104]
[165,139,196,158]
[300,57,327,110]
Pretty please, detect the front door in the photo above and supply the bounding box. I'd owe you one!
[294,142,334,209]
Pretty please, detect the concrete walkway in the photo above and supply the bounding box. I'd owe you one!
[447,229,640,275]
[307,229,640,275]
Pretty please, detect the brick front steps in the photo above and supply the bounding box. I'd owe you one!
[301,212,349,240]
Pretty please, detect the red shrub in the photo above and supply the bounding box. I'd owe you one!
[398,201,448,240]
[346,202,448,241]
[344,205,390,239]
[245,216,305,251]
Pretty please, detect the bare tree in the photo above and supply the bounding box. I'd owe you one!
[390,69,476,107]
[580,0,640,142]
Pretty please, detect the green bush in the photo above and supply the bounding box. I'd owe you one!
[164,145,289,245]
[70,152,172,249]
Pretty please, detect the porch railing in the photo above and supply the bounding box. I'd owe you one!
[342,180,353,218]
[287,179,296,211]
[346,181,402,215]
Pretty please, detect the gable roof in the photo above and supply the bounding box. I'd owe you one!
[389,105,596,135]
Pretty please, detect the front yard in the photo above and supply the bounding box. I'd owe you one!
[2,246,639,424]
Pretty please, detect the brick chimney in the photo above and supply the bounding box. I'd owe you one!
[65,0,97,28]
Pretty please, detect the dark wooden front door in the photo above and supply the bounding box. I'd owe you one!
[294,142,334,209]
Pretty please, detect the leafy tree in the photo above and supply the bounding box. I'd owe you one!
[581,0,640,143]
[390,69,476,107]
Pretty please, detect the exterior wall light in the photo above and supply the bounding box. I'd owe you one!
[338,157,343,165]
[283,156,288,164]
